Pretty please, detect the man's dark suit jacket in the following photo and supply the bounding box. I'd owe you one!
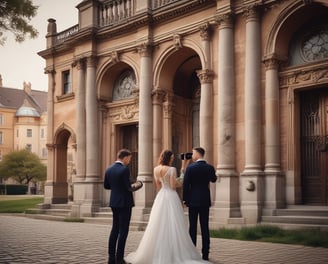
[182,160,217,207]
[104,162,134,208]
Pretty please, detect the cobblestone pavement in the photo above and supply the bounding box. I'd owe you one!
[1,215,328,264]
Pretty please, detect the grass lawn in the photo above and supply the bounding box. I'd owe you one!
[0,196,43,213]
[210,225,328,248]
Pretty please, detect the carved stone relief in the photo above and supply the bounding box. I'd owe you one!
[107,102,139,122]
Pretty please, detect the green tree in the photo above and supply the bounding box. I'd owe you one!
[0,0,39,45]
[0,149,46,184]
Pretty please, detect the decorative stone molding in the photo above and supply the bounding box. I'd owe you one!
[151,89,166,105]
[109,51,119,64]
[263,53,287,70]
[163,93,174,119]
[86,56,98,68]
[215,13,234,29]
[263,58,278,70]
[163,101,174,119]
[72,58,86,70]
[280,63,328,88]
[243,4,260,21]
[196,69,214,84]
[56,92,75,102]
[108,102,139,121]
[44,68,56,75]
[199,23,211,41]
[263,56,281,70]
[46,143,55,150]
[137,41,153,57]
[172,33,182,50]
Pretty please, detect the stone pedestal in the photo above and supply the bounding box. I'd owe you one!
[240,172,264,224]
[80,181,102,217]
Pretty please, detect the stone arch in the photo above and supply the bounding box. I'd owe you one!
[154,38,206,89]
[153,41,204,172]
[97,55,139,102]
[52,123,76,203]
[97,54,140,186]
[264,1,328,205]
[264,0,328,59]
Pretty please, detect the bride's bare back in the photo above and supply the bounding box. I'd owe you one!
[153,165,177,191]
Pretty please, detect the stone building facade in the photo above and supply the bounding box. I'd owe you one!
[38,0,328,227]
[0,79,48,193]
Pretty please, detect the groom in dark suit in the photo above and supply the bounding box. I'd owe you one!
[104,149,137,264]
[183,147,217,261]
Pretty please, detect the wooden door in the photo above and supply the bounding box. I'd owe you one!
[300,88,328,205]
[121,124,138,182]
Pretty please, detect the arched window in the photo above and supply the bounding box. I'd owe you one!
[112,70,137,101]
[288,16,328,66]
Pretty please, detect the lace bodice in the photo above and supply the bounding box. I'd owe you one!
[155,166,177,189]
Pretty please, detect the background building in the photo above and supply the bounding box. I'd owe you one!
[0,77,47,193]
[38,0,328,228]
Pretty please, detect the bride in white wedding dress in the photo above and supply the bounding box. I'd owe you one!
[125,150,211,264]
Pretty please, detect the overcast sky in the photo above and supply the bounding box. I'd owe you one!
[0,0,81,91]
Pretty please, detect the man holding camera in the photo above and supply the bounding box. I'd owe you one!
[182,147,217,261]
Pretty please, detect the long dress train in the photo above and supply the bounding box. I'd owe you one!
[125,167,211,264]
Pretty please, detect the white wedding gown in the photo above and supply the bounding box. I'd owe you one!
[125,167,211,264]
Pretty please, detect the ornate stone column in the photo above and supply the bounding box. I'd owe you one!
[44,68,56,205]
[263,55,285,213]
[240,6,264,224]
[80,56,101,216]
[213,14,240,226]
[152,89,165,166]
[198,23,214,164]
[134,42,154,220]
[72,59,86,216]
[163,93,174,150]
[197,69,215,204]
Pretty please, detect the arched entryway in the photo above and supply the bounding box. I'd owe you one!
[156,47,202,172]
[99,61,139,188]
[52,124,76,204]
[270,1,328,205]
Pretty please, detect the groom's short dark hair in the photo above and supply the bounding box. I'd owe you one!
[193,147,205,157]
[117,149,132,159]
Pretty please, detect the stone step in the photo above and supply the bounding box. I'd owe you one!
[274,208,328,217]
[43,208,71,216]
[262,215,328,226]
[50,204,72,210]
[26,207,71,217]
[93,211,112,218]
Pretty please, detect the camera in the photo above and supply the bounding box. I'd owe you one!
[180,152,192,160]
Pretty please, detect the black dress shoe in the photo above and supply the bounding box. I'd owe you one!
[202,254,209,260]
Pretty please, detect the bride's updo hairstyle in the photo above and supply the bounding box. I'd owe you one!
[158,150,173,165]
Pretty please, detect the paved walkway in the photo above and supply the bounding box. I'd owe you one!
[0,215,328,264]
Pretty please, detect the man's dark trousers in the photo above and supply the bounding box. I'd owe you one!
[108,207,132,264]
[188,206,210,258]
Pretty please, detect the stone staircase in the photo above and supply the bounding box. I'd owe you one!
[261,205,328,231]
[83,207,151,230]
[25,204,72,221]
[25,204,328,231]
